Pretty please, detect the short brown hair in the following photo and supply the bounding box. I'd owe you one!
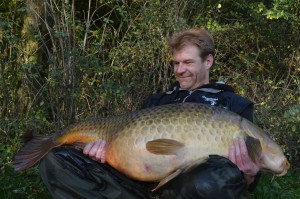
[168,28,215,61]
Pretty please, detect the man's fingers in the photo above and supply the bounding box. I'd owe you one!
[83,142,93,155]
[100,141,106,163]
[238,138,255,172]
[95,141,106,163]
[83,141,103,157]
[238,138,250,161]
[228,144,236,164]
[234,138,244,169]
[88,141,102,157]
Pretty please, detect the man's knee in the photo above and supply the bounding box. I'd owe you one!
[162,156,250,199]
[39,147,152,199]
[39,148,63,183]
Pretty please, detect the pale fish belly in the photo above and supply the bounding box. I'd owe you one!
[105,113,243,181]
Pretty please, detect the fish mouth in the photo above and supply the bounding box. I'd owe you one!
[274,169,288,177]
[262,159,290,176]
[273,160,290,176]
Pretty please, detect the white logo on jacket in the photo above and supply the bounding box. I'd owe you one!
[201,96,218,106]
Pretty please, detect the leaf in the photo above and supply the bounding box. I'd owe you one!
[272,181,282,189]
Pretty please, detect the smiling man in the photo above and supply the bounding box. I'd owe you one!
[40,28,260,199]
[140,28,261,198]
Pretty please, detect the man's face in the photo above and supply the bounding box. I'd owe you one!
[172,45,212,90]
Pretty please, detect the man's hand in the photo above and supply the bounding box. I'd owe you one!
[83,140,107,163]
[228,138,261,185]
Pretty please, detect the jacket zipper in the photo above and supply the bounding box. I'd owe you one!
[182,90,194,102]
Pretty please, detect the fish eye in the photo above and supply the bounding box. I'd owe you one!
[269,135,276,141]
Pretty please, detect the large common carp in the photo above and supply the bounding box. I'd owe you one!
[14,103,290,189]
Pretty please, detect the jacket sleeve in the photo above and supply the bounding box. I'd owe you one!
[227,93,254,122]
[141,92,172,109]
[239,103,254,122]
[141,94,161,109]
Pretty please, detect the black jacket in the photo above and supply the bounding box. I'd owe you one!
[142,82,254,122]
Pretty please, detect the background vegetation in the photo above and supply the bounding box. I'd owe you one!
[1,0,299,198]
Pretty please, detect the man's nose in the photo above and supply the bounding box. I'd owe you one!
[175,63,186,73]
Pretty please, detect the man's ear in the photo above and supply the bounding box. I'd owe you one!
[205,54,214,70]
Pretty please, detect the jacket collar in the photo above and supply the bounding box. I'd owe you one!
[166,81,235,94]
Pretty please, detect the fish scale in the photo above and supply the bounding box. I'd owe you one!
[13,103,290,190]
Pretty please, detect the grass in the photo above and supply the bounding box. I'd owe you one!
[1,162,299,199]
[253,169,300,199]
[0,138,51,199]
[1,166,51,199]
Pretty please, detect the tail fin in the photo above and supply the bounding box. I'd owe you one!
[13,132,60,171]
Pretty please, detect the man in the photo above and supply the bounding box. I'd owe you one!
[40,28,260,198]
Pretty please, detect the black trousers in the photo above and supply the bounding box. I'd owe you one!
[40,147,251,199]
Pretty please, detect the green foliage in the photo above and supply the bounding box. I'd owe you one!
[1,151,51,199]
[205,0,300,166]
[0,119,51,198]
[253,170,300,198]
[0,0,299,198]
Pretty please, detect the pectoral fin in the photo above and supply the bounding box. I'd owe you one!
[245,136,262,163]
[152,169,182,191]
[146,139,185,155]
